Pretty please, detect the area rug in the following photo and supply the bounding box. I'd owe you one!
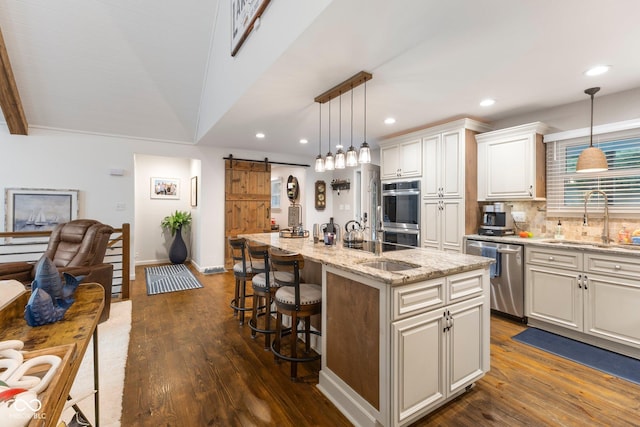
[61,299,132,427]
[145,264,204,295]
[513,327,640,385]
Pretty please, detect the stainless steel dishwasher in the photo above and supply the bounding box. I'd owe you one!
[465,238,526,322]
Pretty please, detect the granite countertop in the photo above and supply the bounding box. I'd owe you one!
[239,233,493,286]
[464,234,640,256]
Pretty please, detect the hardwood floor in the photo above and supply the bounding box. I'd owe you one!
[122,265,640,426]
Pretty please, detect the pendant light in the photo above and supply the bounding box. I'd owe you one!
[576,87,608,173]
[358,80,371,163]
[346,86,358,167]
[334,93,346,169]
[314,102,325,172]
[324,100,335,171]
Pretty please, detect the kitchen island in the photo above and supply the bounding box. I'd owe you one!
[240,233,493,427]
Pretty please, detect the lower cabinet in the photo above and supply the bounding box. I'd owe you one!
[421,199,463,252]
[526,246,640,355]
[391,296,485,426]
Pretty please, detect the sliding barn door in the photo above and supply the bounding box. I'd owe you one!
[224,159,271,268]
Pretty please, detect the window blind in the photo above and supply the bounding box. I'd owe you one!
[546,132,640,216]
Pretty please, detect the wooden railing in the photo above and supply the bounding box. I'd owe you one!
[0,223,131,299]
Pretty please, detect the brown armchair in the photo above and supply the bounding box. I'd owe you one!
[0,219,115,322]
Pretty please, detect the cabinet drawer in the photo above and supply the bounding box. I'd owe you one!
[526,246,582,270]
[392,278,444,320]
[447,269,485,304]
[585,253,640,280]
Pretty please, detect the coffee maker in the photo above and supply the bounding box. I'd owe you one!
[479,203,514,236]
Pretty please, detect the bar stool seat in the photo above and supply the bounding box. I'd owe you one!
[269,248,322,381]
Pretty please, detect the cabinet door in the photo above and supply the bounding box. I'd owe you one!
[447,297,486,395]
[584,274,640,348]
[485,135,534,199]
[392,308,445,425]
[526,266,583,330]
[421,200,440,250]
[422,135,440,198]
[399,139,423,177]
[440,131,463,198]
[440,200,463,253]
[381,145,401,179]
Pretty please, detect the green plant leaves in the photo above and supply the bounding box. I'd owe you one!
[161,210,192,236]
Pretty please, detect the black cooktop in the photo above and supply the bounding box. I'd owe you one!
[343,241,415,253]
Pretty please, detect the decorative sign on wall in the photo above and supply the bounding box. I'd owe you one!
[231,0,271,56]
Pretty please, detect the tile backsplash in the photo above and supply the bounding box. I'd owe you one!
[505,200,640,242]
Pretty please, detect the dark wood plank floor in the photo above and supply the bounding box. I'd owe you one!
[122,265,640,426]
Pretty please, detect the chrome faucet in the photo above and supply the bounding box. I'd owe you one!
[375,205,384,256]
[583,189,611,244]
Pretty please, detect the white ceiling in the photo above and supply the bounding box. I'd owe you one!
[2,0,640,160]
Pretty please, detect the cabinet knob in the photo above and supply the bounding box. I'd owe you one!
[548,256,555,261]
[615,265,621,270]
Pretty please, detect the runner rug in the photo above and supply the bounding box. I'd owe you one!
[145,264,204,295]
[513,327,640,385]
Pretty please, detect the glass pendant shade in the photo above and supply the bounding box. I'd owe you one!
[325,152,335,171]
[358,141,371,163]
[335,148,346,169]
[346,146,358,167]
[576,87,608,173]
[315,155,325,172]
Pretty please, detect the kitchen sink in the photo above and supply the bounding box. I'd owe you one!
[359,259,421,272]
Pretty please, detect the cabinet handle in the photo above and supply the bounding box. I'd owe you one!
[443,311,448,332]
[583,275,588,290]
[578,274,582,289]
[529,185,533,197]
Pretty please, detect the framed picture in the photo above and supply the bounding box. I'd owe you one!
[190,176,198,207]
[5,188,79,232]
[231,0,271,56]
[150,177,180,200]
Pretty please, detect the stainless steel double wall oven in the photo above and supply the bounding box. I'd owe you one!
[382,180,420,247]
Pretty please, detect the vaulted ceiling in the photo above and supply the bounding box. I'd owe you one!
[1,0,640,159]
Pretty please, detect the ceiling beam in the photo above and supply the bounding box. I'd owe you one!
[0,26,28,135]
[314,71,372,104]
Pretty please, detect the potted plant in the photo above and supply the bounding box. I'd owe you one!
[161,210,192,264]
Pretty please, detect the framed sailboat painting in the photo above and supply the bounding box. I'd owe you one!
[5,188,79,233]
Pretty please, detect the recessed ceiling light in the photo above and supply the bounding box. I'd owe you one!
[384,117,396,125]
[256,133,265,139]
[299,138,308,144]
[480,98,495,107]
[584,65,610,76]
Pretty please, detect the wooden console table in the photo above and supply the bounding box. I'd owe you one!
[0,282,104,427]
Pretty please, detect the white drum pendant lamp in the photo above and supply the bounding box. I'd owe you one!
[576,87,608,173]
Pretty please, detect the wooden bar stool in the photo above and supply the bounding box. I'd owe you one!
[228,237,263,325]
[269,248,322,381]
[247,244,293,350]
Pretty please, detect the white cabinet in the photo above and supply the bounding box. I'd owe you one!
[423,131,464,199]
[421,199,463,252]
[476,122,549,201]
[391,270,488,426]
[381,139,422,179]
[526,245,640,356]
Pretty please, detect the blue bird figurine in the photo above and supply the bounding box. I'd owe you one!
[24,256,83,327]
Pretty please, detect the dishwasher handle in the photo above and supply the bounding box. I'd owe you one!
[497,248,521,254]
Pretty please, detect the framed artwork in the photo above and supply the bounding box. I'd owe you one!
[270,178,282,210]
[5,188,79,232]
[190,176,198,207]
[150,177,179,200]
[231,0,271,56]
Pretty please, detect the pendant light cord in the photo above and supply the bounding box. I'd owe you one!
[318,102,322,155]
[350,85,354,148]
[364,81,367,143]
[589,92,594,147]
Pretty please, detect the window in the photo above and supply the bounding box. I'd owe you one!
[271,178,282,210]
[546,126,640,216]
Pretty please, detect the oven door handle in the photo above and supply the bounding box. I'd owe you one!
[385,229,420,235]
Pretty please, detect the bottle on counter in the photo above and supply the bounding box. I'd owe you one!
[554,220,564,240]
[618,226,631,244]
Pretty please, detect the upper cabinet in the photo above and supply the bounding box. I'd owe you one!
[380,138,422,179]
[476,122,549,201]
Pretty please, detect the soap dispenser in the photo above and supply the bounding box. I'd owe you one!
[554,220,564,240]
